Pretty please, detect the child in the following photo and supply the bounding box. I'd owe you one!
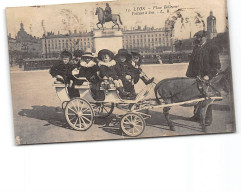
[130,50,154,85]
[98,49,129,99]
[115,49,137,99]
[72,49,84,65]
[72,48,102,100]
[50,50,78,98]
[49,50,74,84]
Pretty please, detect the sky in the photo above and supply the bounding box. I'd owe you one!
[6,0,228,40]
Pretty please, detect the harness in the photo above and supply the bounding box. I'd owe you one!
[196,76,221,98]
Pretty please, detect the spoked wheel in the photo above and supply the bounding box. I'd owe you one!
[120,113,146,137]
[92,103,114,118]
[65,98,94,131]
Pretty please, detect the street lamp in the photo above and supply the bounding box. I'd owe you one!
[43,33,48,58]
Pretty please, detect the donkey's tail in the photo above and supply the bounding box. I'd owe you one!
[118,15,123,25]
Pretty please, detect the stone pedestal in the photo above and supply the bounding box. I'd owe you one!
[93,29,123,54]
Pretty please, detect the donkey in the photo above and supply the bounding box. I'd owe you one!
[154,67,231,132]
[95,7,123,31]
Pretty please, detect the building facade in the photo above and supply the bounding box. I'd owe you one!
[122,26,173,56]
[41,26,173,58]
[8,23,42,66]
[41,31,94,58]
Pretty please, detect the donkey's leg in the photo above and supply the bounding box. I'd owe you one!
[199,100,214,132]
[163,107,175,131]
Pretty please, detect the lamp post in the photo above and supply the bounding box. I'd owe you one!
[43,33,48,58]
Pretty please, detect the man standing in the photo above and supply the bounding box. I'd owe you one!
[186,30,221,125]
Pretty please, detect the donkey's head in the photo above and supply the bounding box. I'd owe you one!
[210,66,232,95]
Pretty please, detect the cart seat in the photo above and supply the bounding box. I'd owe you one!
[74,77,90,89]
[75,82,90,89]
[53,81,65,88]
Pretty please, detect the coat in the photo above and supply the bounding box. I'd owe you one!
[115,60,137,82]
[186,41,221,79]
[130,60,144,84]
[98,60,118,80]
[49,61,74,84]
[76,60,99,84]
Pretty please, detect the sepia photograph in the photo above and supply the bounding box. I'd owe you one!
[6,0,235,145]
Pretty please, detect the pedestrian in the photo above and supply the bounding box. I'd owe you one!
[186,30,221,125]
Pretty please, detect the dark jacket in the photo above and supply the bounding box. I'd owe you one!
[49,61,74,84]
[115,60,137,82]
[98,60,118,80]
[130,60,144,84]
[76,60,99,83]
[186,41,221,79]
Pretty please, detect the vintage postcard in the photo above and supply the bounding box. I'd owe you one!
[6,0,235,145]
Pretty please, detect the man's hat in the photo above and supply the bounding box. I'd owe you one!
[194,30,208,38]
[73,50,84,57]
[60,50,72,59]
[98,49,114,60]
[115,49,132,61]
[82,48,95,58]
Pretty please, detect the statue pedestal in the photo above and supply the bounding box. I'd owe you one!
[93,29,123,54]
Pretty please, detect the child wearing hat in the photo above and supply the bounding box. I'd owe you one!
[50,50,74,84]
[130,50,154,85]
[50,50,79,98]
[72,48,102,100]
[72,49,84,65]
[115,49,137,99]
[98,49,129,99]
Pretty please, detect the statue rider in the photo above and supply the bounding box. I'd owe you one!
[105,3,112,21]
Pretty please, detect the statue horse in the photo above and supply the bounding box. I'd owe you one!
[95,7,123,31]
[154,67,231,132]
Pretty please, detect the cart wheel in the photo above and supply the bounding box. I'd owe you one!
[120,113,145,137]
[92,103,114,118]
[65,98,94,131]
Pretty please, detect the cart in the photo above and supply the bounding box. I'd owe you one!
[53,77,223,137]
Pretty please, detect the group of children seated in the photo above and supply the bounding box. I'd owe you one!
[50,48,154,100]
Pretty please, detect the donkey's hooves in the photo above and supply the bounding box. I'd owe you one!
[202,126,207,132]
[170,125,176,131]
